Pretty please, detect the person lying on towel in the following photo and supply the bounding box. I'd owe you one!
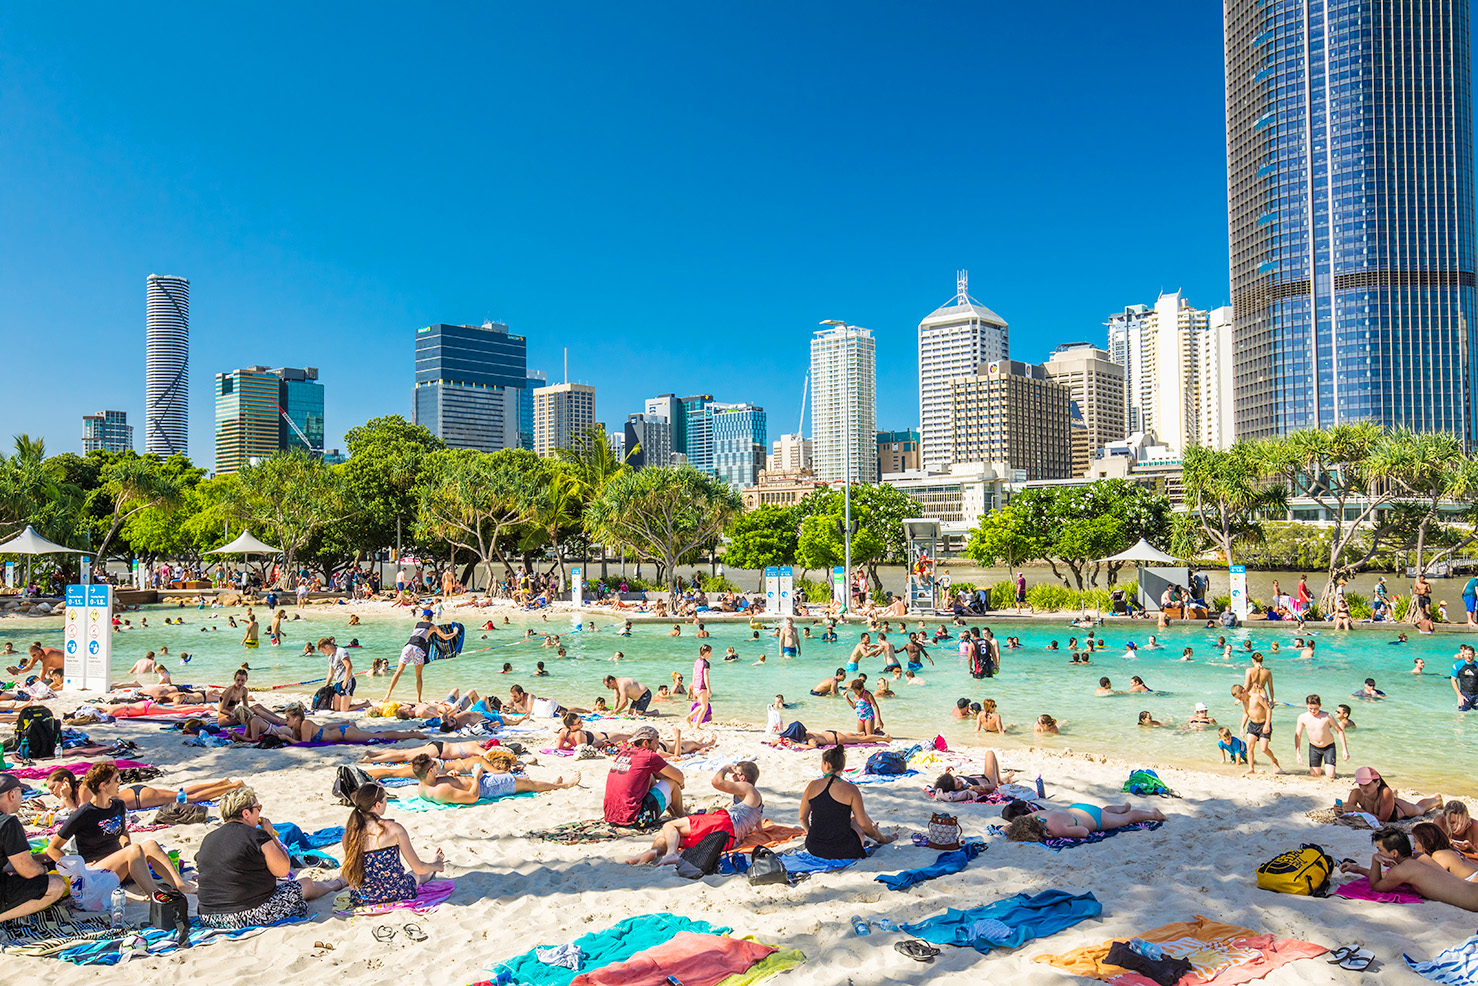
[1002,799,1166,842]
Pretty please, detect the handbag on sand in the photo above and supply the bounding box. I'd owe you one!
[926,812,962,850]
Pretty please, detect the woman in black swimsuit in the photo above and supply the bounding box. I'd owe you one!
[555,712,633,751]
[47,768,243,812]
[799,746,896,859]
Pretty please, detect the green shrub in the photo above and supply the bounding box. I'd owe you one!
[989,580,1017,609]
[1394,596,1411,621]
[1212,595,1231,612]
[1344,591,1372,619]
[1026,583,1077,611]
[697,573,741,593]
[796,577,831,603]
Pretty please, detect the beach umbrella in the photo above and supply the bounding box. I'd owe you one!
[205,531,282,555]
[0,525,87,590]
[1096,538,1182,613]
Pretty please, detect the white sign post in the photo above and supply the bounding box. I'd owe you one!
[764,566,779,614]
[832,566,846,610]
[63,585,86,690]
[570,566,584,607]
[4,561,12,589]
[85,584,113,688]
[777,566,794,616]
[1230,564,1248,620]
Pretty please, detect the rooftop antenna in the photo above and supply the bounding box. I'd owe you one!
[563,347,568,384]
[957,269,968,303]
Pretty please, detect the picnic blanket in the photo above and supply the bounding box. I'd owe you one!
[990,820,1163,851]
[1332,879,1424,904]
[903,889,1102,953]
[59,922,280,964]
[275,822,343,867]
[526,818,660,844]
[568,932,773,986]
[0,908,116,957]
[487,913,730,986]
[391,792,535,812]
[875,842,985,891]
[334,878,455,915]
[1406,935,1478,985]
[1035,916,1327,985]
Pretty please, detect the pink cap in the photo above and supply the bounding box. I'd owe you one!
[1354,767,1380,784]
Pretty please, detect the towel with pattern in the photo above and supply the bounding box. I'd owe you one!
[58,922,281,964]
[0,909,116,957]
[488,913,729,986]
[334,878,455,915]
[989,820,1163,851]
[525,818,660,844]
[1405,935,1478,985]
[391,792,535,812]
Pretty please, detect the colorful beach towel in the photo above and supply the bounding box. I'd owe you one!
[1332,879,1424,904]
[58,921,284,964]
[732,820,803,853]
[989,820,1163,851]
[712,946,806,986]
[569,931,773,986]
[488,913,729,986]
[903,890,1102,953]
[525,818,659,844]
[7,759,154,781]
[0,908,116,957]
[1035,916,1327,984]
[1405,935,1478,985]
[875,842,985,891]
[334,878,455,915]
[390,792,535,812]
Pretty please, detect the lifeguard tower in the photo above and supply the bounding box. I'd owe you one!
[902,518,940,614]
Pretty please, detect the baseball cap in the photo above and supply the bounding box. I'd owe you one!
[1354,767,1380,784]
[0,773,21,797]
[1194,702,1208,712]
[630,725,659,744]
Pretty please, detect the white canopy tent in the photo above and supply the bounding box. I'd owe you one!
[1096,538,1183,613]
[0,525,87,591]
[206,532,282,555]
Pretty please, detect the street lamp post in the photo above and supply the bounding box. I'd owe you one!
[820,320,853,613]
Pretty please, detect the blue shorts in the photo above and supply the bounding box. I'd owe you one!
[477,772,517,800]
[781,646,798,657]
[1465,595,1476,614]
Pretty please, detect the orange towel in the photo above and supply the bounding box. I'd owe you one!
[569,932,774,986]
[732,820,803,853]
[1035,916,1326,984]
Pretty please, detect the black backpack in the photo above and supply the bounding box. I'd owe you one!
[14,705,59,760]
[311,685,335,711]
[333,764,373,806]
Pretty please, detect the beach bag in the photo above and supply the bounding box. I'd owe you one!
[311,685,335,711]
[747,845,790,886]
[14,705,59,760]
[766,707,783,734]
[1122,769,1172,797]
[57,855,120,912]
[680,830,733,876]
[332,765,373,806]
[1257,843,1334,896]
[865,750,908,775]
[926,812,962,850]
[148,888,191,947]
[154,802,207,825]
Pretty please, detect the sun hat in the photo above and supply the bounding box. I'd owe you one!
[631,725,659,744]
[1194,702,1208,712]
[1354,767,1380,784]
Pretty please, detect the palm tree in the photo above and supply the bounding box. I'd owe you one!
[90,457,184,562]
[1179,444,1288,567]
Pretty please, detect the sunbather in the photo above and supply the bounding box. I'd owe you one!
[254,704,427,744]
[1337,766,1442,822]
[931,751,1012,801]
[1002,799,1166,842]
[1341,826,1478,911]
[408,754,579,804]
[47,768,242,811]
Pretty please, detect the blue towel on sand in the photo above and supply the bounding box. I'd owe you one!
[876,842,985,890]
[274,823,343,866]
[1406,935,1478,985]
[495,913,729,986]
[902,889,1102,953]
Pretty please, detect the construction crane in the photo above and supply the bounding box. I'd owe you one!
[278,405,322,454]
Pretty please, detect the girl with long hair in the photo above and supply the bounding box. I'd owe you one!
[341,783,445,904]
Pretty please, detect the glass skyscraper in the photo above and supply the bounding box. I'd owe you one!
[412,322,528,452]
[1225,1,1476,441]
[709,404,767,488]
[214,366,323,475]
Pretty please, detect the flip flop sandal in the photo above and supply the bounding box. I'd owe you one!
[373,925,396,943]
[403,923,428,942]
[1339,948,1375,971]
[1327,945,1358,963]
[894,939,940,962]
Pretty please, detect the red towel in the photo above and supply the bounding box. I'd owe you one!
[569,932,774,986]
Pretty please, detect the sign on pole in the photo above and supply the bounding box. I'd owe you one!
[63,585,88,690]
[832,566,846,611]
[81,557,91,585]
[570,566,584,606]
[1229,564,1248,620]
[764,566,779,614]
[3,561,12,589]
[83,584,113,690]
[777,566,794,616]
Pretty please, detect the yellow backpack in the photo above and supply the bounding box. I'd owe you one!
[1256,843,1334,896]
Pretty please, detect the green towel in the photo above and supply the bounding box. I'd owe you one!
[494,913,730,986]
[390,792,535,812]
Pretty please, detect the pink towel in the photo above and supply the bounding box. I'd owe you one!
[1332,879,1424,904]
[569,932,774,986]
[8,759,154,780]
[336,878,455,915]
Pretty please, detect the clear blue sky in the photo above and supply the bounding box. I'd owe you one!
[0,2,1230,459]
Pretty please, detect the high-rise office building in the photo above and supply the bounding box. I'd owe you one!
[767,433,813,473]
[949,360,1075,481]
[532,383,595,456]
[1043,344,1127,476]
[145,274,189,457]
[214,366,325,475]
[623,413,672,469]
[82,410,133,453]
[876,429,921,476]
[709,404,767,488]
[1225,0,1477,441]
[1198,307,1236,450]
[1105,292,1218,452]
[520,372,546,451]
[918,271,1008,470]
[811,324,877,484]
[412,322,527,452]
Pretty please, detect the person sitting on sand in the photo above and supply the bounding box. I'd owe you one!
[216,669,289,731]
[1002,798,1167,842]
[800,745,895,859]
[624,763,763,865]
[47,768,242,812]
[1337,766,1443,822]
[1440,801,1478,859]
[409,754,578,804]
[603,725,686,825]
[557,710,632,751]
[195,786,344,928]
[931,750,1011,802]
[1340,827,1478,911]
[340,783,444,904]
[1035,714,1060,735]
[1409,821,1478,881]
[0,773,67,921]
[43,764,192,897]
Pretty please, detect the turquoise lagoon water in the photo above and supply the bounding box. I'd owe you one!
[4,605,1474,795]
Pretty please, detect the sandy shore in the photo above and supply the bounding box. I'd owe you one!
[7,696,1472,986]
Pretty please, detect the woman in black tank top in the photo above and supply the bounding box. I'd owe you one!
[800,746,895,859]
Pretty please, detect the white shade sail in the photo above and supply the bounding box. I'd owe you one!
[206,531,282,555]
[1097,538,1179,565]
[0,525,85,555]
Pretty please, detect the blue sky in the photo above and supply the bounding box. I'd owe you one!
[0,3,1229,459]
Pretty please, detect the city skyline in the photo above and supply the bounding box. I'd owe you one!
[0,4,1234,458]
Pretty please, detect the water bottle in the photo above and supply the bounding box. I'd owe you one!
[176,788,187,805]
[1036,775,1046,799]
[850,915,870,936]
[110,886,126,929]
[877,918,899,933]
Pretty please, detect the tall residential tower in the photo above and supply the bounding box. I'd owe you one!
[145,274,189,457]
[1225,0,1477,440]
[811,323,877,484]
[917,271,1008,470]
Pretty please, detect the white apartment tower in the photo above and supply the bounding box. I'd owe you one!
[767,433,813,473]
[1104,291,1228,453]
[145,274,190,457]
[532,382,596,457]
[1198,306,1236,450]
[810,324,877,484]
[917,271,1008,470]
[1042,344,1127,477]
